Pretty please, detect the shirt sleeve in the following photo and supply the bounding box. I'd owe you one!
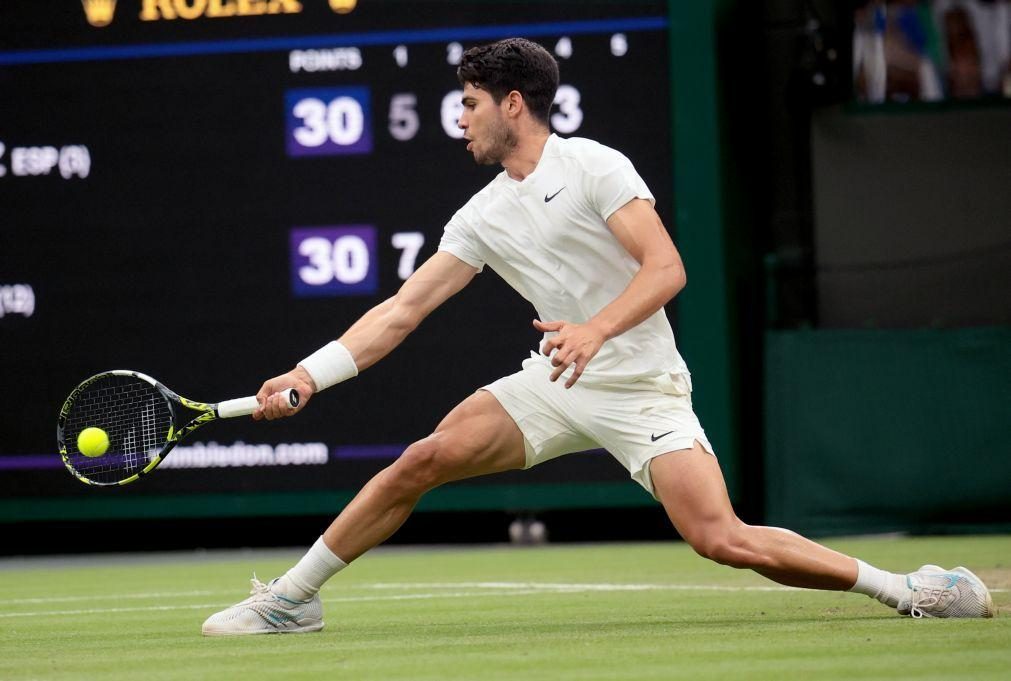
[438,196,486,272]
[589,154,655,221]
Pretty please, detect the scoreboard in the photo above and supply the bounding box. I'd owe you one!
[0,1,672,518]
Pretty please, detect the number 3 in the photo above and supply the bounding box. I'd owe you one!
[551,85,583,134]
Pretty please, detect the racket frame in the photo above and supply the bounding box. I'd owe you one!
[59,370,237,486]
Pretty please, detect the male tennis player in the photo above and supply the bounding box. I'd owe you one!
[202,38,993,635]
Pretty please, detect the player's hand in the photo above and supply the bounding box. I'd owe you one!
[533,318,607,388]
[254,366,316,421]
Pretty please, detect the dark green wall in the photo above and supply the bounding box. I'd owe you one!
[765,327,1011,536]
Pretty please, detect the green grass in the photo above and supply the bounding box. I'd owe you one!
[1,536,1008,680]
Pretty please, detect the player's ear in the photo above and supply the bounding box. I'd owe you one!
[504,90,524,117]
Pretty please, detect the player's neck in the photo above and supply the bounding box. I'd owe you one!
[502,129,551,182]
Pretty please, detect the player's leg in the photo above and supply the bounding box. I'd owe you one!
[650,442,994,617]
[649,442,857,589]
[585,377,858,589]
[321,389,526,562]
[584,373,993,619]
[202,389,526,635]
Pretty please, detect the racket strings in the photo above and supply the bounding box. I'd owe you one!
[63,376,173,484]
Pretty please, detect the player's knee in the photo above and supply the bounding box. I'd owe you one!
[386,434,461,494]
[685,523,753,568]
[386,438,440,493]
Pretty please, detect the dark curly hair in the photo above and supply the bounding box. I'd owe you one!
[457,38,559,126]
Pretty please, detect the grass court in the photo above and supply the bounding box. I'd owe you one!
[2,535,1008,680]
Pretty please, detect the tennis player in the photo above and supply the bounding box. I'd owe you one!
[202,38,993,635]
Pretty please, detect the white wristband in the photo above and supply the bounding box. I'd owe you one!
[298,341,358,392]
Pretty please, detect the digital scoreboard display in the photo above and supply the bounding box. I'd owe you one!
[0,1,672,515]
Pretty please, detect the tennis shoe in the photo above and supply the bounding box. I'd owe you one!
[897,565,994,618]
[201,575,324,635]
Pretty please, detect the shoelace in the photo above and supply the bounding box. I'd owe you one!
[248,574,272,597]
[243,574,301,627]
[908,575,958,618]
[909,588,942,619]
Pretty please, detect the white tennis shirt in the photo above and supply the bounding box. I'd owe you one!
[439,134,690,384]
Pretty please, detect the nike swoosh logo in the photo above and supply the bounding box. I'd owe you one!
[650,431,675,442]
[544,187,565,202]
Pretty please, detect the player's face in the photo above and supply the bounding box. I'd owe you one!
[459,83,516,165]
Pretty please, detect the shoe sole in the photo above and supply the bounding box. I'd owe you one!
[202,620,325,636]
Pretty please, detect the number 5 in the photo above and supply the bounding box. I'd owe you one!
[389,94,419,141]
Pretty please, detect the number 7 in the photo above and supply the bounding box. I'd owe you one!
[391,232,425,280]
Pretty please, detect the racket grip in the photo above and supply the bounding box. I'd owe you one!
[217,388,300,418]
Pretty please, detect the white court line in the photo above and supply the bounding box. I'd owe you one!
[385,582,1006,594]
[0,589,569,619]
[2,582,1004,618]
[0,582,795,607]
[365,582,799,592]
[3,590,221,605]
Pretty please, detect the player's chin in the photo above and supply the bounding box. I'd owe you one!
[472,151,498,166]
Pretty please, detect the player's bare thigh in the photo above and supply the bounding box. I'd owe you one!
[321,390,526,562]
[420,389,527,483]
[648,440,737,541]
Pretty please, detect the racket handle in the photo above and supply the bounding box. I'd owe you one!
[217,388,300,418]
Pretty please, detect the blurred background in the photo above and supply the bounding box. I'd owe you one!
[1,0,1008,555]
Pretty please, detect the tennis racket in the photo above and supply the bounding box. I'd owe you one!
[57,370,299,486]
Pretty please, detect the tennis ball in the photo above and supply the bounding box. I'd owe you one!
[77,427,110,457]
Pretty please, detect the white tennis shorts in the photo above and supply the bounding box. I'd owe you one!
[482,358,715,499]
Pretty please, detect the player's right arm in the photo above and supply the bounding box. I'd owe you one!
[338,251,477,370]
[255,251,478,420]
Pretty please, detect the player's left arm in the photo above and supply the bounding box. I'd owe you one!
[536,198,685,387]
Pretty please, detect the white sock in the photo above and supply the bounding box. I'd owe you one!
[848,559,908,607]
[272,536,347,601]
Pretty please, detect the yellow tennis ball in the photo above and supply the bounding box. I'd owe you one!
[77,427,110,457]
